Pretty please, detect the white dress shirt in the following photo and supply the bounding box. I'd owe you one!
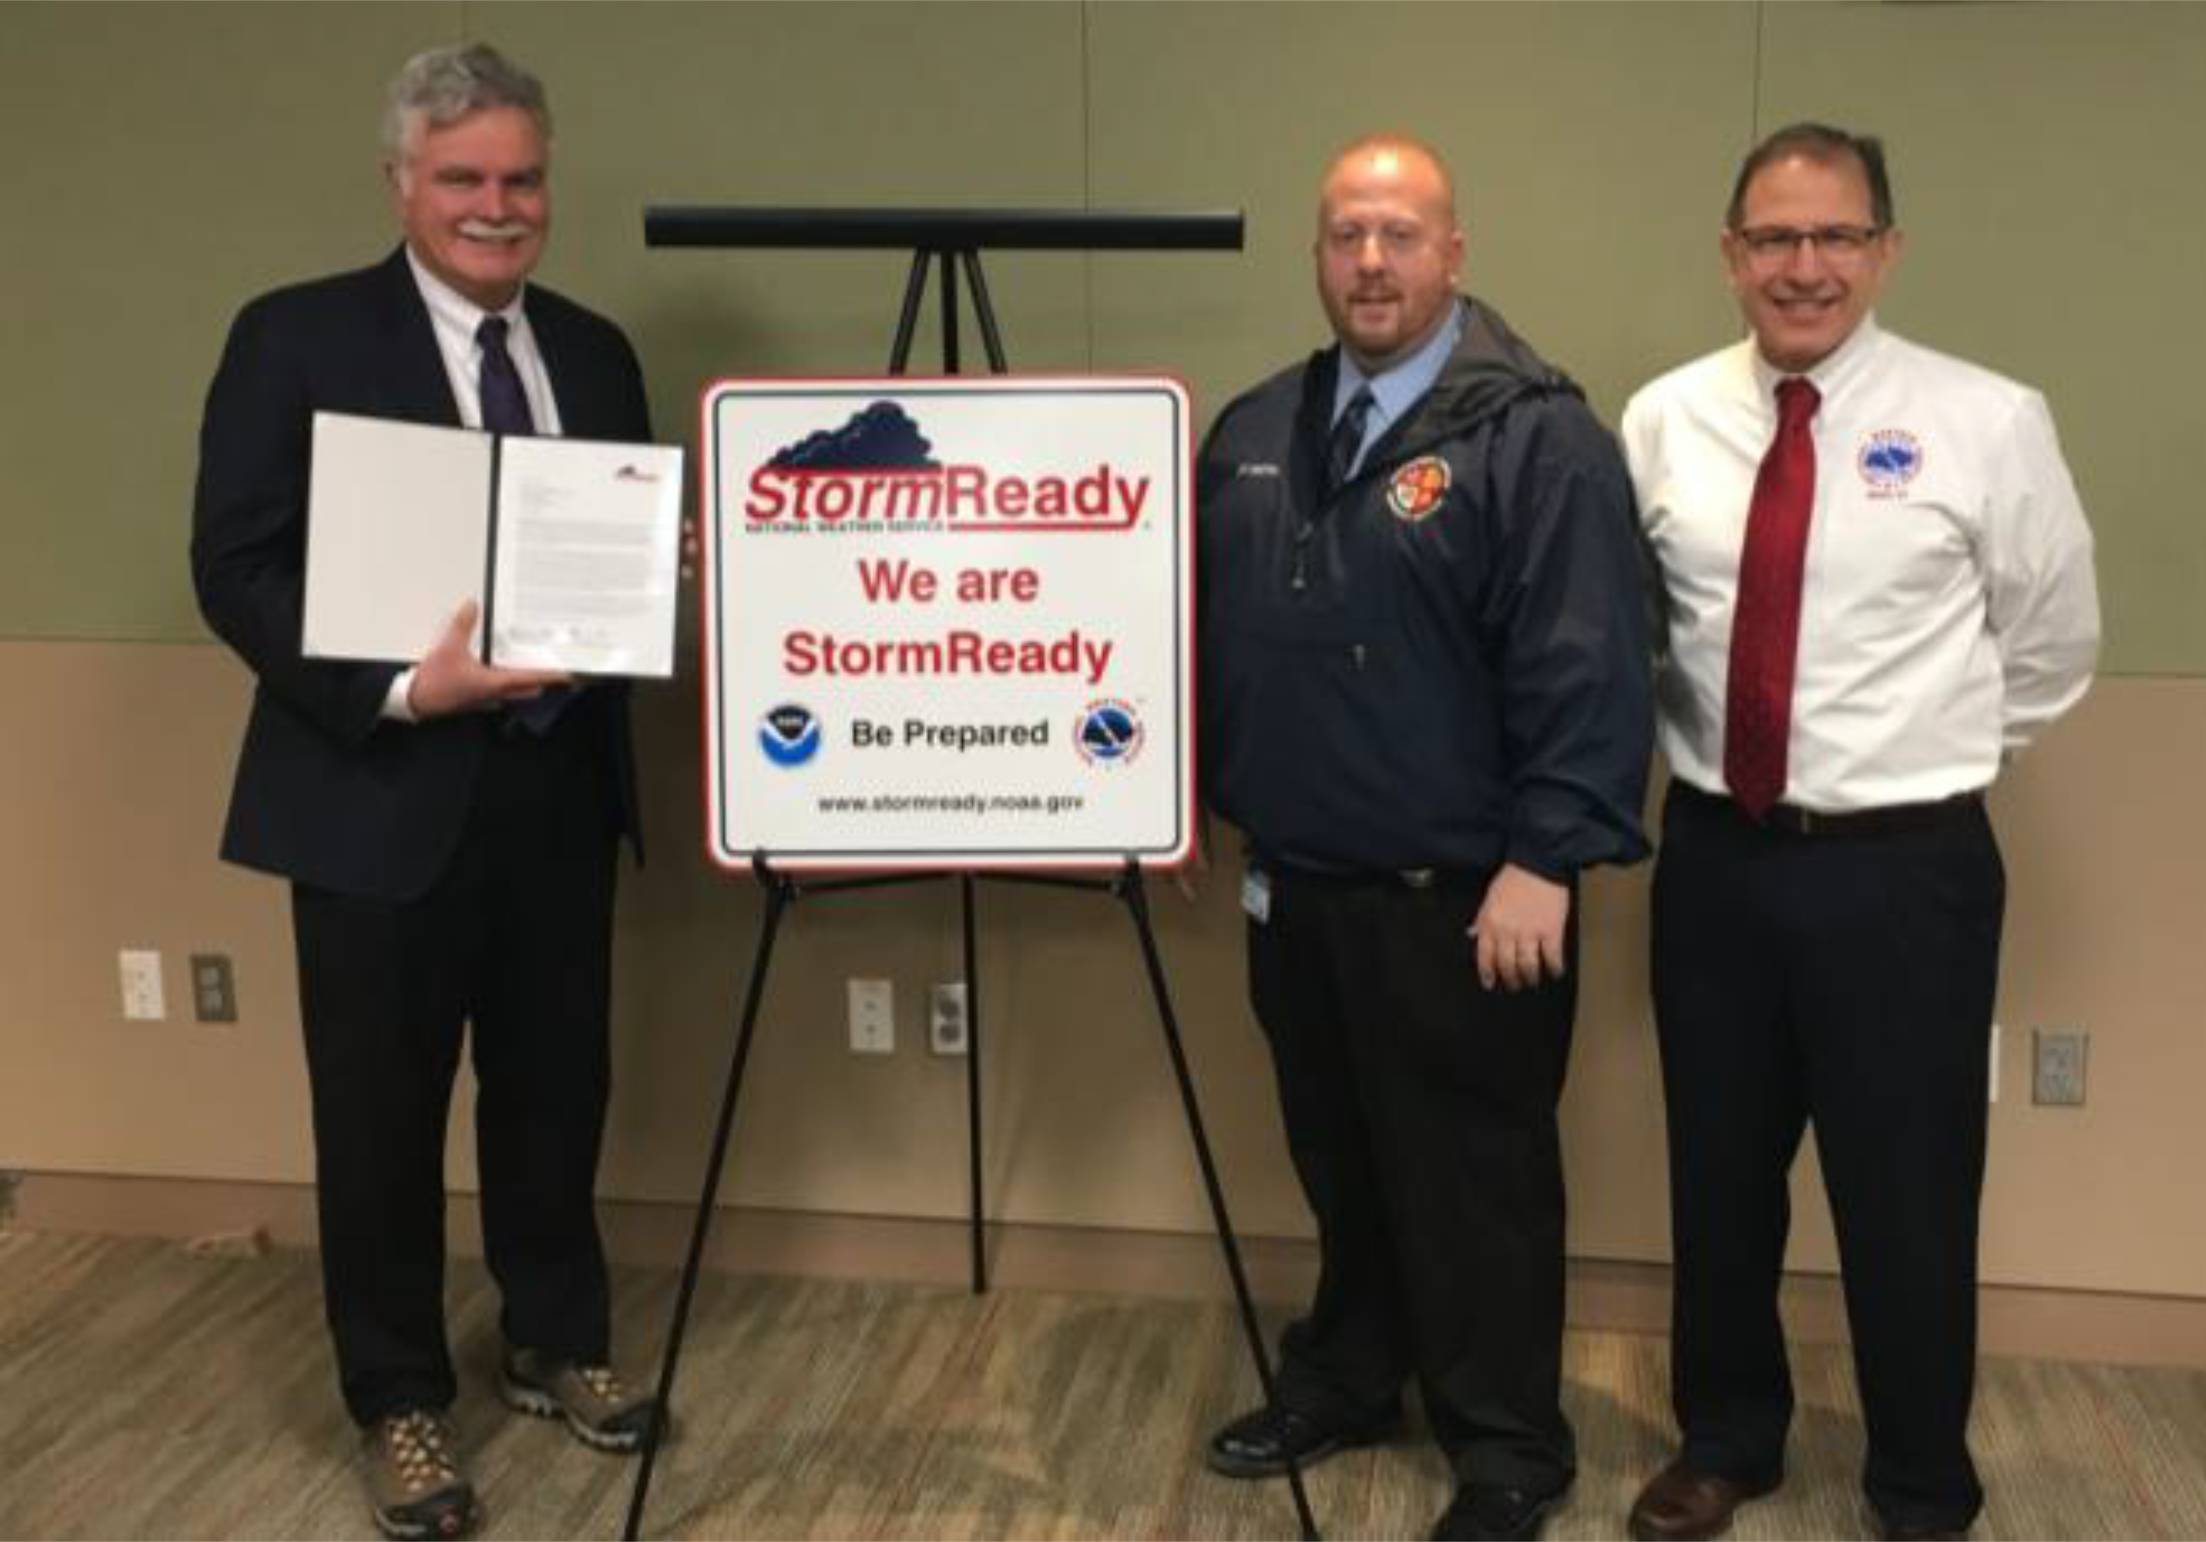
[384,249,565,720]
[406,246,562,436]
[1622,316,2100,812]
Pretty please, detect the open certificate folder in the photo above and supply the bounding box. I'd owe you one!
[302,411,684,677]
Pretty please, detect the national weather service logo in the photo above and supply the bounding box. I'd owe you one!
[1857,430,1923,497]
[758,703,822,767]
[1386,456,1450,522]
[1073,699,1144,768]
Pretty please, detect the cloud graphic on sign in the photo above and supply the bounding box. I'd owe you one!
[769,401,937,469]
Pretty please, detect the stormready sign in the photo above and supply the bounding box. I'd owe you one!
[701,377,1194,871]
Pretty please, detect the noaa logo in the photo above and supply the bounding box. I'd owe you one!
[1073,699,1144,768]
[1386,455,1451,522]
[758,702,822,767]
[1857,429,1923,496]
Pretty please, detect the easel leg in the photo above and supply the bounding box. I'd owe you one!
[1116,861,1320,1541]
[887,250,931,375]
[961,872,987,1293]
[960,251,1009,373]
[622,865,794,1541]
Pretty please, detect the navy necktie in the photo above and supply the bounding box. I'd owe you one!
[478,315,569,731]
[1326,385,1375,494]
[477,315,535,436]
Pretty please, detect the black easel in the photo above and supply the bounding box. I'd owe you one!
[623,208,1316,1542]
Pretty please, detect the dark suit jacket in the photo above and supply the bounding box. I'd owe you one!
[192,246,650,901]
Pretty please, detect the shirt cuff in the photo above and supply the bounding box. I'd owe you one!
[381,668,419,723]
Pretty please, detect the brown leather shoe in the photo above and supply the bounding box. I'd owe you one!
[1626,1459,1780,1541]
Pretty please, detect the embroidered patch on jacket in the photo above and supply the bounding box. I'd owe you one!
[1856,429,1924,498]
[1386,456,1451,521]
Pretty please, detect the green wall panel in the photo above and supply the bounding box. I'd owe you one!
[1083,1,1755,436]
[1755,3,2206,676]
[481,3,1091,443]
[0,1,1088,643]
[2,1,2198,673]
[0,2,462,641]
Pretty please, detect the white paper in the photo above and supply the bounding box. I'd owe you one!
[303,413,489,665]
[302,412,683,678]
[489,436,683,678]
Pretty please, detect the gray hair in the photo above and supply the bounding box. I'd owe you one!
[381,43,551,161]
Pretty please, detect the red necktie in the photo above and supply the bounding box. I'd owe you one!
[1723,376,1820,818]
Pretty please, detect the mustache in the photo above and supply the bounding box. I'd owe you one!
[458,218,534,241]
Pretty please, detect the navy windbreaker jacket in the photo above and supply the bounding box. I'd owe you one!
[1196,297,1653,879]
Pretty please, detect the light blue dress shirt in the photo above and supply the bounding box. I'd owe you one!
[1331,300,1465,480]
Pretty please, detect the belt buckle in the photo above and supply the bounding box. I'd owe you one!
[1399,867,1436,889]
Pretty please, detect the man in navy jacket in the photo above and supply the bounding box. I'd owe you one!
[1196,135,1652,1542]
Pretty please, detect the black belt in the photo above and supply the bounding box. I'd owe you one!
[1673,779,1982,837]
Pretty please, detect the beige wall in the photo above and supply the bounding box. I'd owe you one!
[5,2,2205,1308]
[6,645,2204,1300]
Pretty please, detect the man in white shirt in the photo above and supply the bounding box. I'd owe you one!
[1620,124,2098,1542]
[191,43,660,1540]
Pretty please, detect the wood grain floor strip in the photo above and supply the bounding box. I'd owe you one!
[2,1231,2201,1540]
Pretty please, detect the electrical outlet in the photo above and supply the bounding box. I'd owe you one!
[847,978,894,1055]
[2032,1028,2088,1107]
[119,950,165,1021]
[190,954,237,1023]
[929,982,969,1056]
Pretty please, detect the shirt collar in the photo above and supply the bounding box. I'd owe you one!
[1336,299,1464,425]
[1748,312,1882,406]
[404,244,528,340]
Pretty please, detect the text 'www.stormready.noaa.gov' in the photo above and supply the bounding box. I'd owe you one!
[815,792,1087,818]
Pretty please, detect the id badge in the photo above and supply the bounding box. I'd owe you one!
[1241,866,1273,925]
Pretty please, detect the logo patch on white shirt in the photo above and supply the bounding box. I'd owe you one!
[1856,429,1924,498]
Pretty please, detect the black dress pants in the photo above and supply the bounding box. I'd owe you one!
[291,706,620,1426]
[1651,783,2004,1533]
[1248,863,1578,1490]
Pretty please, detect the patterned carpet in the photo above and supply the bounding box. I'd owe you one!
[3,1230,2202,1539]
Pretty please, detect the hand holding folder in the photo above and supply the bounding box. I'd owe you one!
[303,411,684,679]
[404,599,572,718]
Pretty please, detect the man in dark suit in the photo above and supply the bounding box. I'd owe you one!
[191,43,657,1540]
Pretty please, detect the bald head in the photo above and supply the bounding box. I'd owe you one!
[1319,134,1458,231]
[1314,134,1465,370]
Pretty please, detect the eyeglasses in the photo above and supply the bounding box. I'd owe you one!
[1733,224,1886,263]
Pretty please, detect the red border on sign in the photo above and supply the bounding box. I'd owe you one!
[696,374,1198,878]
